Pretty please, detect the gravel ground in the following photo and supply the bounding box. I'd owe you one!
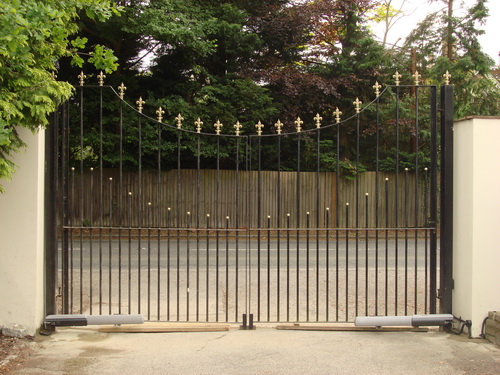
[0,335,34,375]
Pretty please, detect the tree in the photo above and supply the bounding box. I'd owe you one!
[403,0,500,118]
[0,0,120,192]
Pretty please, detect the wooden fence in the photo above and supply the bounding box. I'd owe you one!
[64,169,431,229]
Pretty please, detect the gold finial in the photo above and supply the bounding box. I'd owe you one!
[353,98,362,114]
[195,118,203,133]
[234,121,242,136]
[255,121,264,135]
[294,117,303,132]
[175,114,184,129]
[97,71,106,86]
[214,120,223,135]
[118,83,126,99]
[51,71,57,80]
[136,97,145,113]
[413,70,421,86]
[373,81,382,98]
[156,107,165,122]
[78,71,86,86]
[393,70,402,86]
[443,70,451,85]
[274,120,283,135]
[334,107,342,123]
[314,113,323,129]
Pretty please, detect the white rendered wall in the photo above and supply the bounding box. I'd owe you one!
[453,117,500,337]
[0,128,45,336]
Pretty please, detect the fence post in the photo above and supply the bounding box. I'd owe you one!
[440,84,454,314]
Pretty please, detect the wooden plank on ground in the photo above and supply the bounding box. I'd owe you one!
[98,323,231,333]
[276,324,428,332]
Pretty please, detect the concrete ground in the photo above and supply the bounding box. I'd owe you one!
[10,325,500,375]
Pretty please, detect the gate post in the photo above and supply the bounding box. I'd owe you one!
[44,109,59,324]
[439,85,454,314]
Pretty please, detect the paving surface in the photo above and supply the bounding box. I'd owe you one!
[10,326,500,375]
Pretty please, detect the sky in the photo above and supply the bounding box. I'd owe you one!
[370,0,500,64]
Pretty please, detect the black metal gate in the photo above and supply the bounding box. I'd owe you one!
[46,71,454,323]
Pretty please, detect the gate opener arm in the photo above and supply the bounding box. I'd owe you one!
[355,314,454,327]
[45,314,144,327]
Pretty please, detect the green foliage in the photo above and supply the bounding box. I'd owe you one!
[0,0,120,191]
[403,0,500,118]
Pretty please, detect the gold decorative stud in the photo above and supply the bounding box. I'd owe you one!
[78,71,86,86]
[353,98,362,114]
[136,97,145,113]
[294,117,303,133]
[274,120,283,135]
[234,121,242,136]
[156,107,165,122]
[195,118,203,133]
[334,107,342,124]
[314,113,323,129]
[175,114,184,129]
[393,70,402,86]
[97,71,106,86]
[118,83,126,99]
[255,121,264,136]
[214,120,223,135]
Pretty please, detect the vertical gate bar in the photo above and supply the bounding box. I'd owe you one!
[345,203,349,322]
[439,84,454,314]
[167,208,171,320]
[335,121,340,322]
[99,87,104,316]
[355,112,360,319]
[89,168,94,315]
[147,203,152,320]
[206,214,210,321]
[316,128,321,322]
[257,136,262,321]
[267,216,271,322]
[365,193,369,317]
[395,85,400,316]
[70,168,74,314]
[235,137,240,322]
[375,93,380,316]
[196,134,201,322]
[277,136,281,323]
[45,109,59,322]
[414,87,420,315]
[79,86,85,315]
[429,86,438,314]
[404,168,409,316]
[138,112,143,315]
[296,133,301,322]
[245,137,251,325]
[326,208,330,321]
[176,131,182,321]
[157,119,162,321]
[226,216,229,322]
[306,212,310,322]
[109,178,113,315]
[385,178,389,316]
[175,129,182,321]
[119,91,124,316]
[187,212,191,321]
[216,136,220,322]
[424,168,429,313]
[128,192,132,315]
[61,103,69,314]
[286,213,290,322]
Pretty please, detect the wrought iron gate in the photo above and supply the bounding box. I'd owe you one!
[46,71,454,323]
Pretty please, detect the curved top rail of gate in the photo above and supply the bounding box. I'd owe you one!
[73,69,449,139]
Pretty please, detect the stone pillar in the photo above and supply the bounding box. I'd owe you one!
[0,128,45,336]
[453,117,500,337]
